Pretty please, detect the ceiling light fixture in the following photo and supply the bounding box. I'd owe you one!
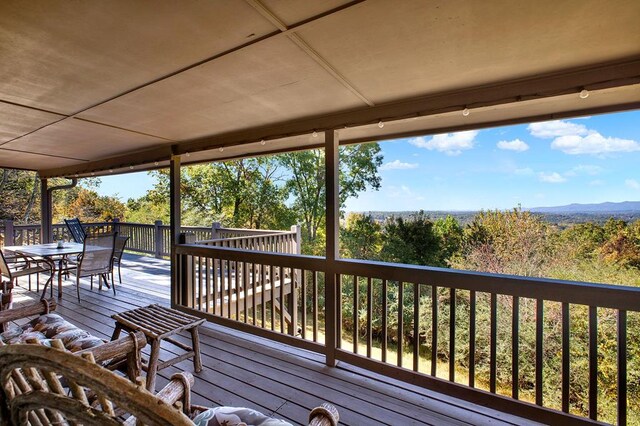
[109,169,113,173]
[312,130,318,137]
[154,161,159,166]
[462,108,470,117]
[378,120,384,129]
[186,152,190,157]
[260,140,266,145]
[579,89,590,99]
[219,147,224,152]
[129,165,134,170]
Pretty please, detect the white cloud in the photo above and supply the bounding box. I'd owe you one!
[387,185,424,200]
[565,164,604,176]
[497,139,529,152]
[514,167,534,176]
[409,130,478,156]
[551,132,640,155]
[528,120,589,139]
[380,160,418,170]
[626,179,640,190]
[538,172,567,183]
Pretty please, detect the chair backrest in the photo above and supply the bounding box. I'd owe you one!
[80,233,116,276]
[0,343,194,425]
[114,235,129,261]
[0,251,11,283]
[64,218,86,243]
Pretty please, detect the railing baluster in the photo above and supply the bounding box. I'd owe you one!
[413,283,420,372]
[353,275,359,354]
[367,277,373,359]
[382,278,388,363]
[512,296,519,399]
[469,290,476,387]
[252,263,257,326]
[398,281,404,368]
[243,262,249,323]
[431,285,437,377]
[536,299,543,406]
[589,306,597,420]
[490,293,497,393]
[313,271,318,342]
[261,263,266,327]
[449,287,455,381]
[562,302,570,413]
[197,256,203,311]
[280,265,285,334]
[337,274,343,349]
[618,309,627,426]
[212,258,218,315]
[270,265,275,331]
[301,269,307,340]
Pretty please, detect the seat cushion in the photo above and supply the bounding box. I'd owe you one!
[192,407,292,426]
[0,313,103,352]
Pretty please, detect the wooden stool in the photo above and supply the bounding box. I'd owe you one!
[111,304,205,392]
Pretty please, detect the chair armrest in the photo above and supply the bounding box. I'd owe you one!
[76,330,146,364]
[309,403,340,426]
[155,372,195,415]
[0,299,56,324]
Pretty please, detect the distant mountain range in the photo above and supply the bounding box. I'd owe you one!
[529,201,640,214]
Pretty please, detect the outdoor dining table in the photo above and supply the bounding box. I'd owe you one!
[3,242,84,298]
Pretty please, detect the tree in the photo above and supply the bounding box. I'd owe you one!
[145,157,294,229]
[340,213,382,260]
[380,211,446,266]
[280,143,383,254]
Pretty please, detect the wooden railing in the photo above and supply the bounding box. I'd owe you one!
[0,220,297,260]
[173,244,640,426]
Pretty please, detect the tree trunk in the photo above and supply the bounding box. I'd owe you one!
[23,174,39,223]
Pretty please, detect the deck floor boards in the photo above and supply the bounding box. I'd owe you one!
[8,254,540,426]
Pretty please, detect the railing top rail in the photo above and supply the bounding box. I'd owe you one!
[176,243,324,270]
[336,258,640,311]
[195,232,294,244]
[216,227,292,235]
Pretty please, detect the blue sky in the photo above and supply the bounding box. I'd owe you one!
[96,110,640,211]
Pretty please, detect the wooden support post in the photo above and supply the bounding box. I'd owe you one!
[291,224,301,255]
[211,222,221,239]
[325,129,339,367]
[112,218,120,235]
[40,178,51,243]
[154,220,163,258]
[4,220,14,246]
[170,154,181,308]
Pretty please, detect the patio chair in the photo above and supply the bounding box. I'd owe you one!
[0,249,53,305]
[112,235,129,285]
[64,232,117,302]
[64,217,86,243]
[0,342,339,426]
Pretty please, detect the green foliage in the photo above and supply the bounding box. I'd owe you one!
[340,213,382,260]
[280,143,383,247]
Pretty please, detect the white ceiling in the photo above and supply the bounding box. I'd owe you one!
[0,0,639,177]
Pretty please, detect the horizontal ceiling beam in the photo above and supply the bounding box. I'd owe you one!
[39,57,640,178]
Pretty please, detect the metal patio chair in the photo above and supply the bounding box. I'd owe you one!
[64,217,86,243]
[111,235,129,285]
[65,232,117,302]
[0,250,53,304]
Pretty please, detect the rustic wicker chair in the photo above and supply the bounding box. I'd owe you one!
[0,299,147,381]
[0,343,340,426]
[65,233,117,301]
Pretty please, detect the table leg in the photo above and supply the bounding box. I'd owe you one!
[146,339,161,392]
[189,327,203,373]
[57,257,63,298]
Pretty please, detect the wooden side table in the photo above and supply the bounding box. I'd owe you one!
[111,304,205,392]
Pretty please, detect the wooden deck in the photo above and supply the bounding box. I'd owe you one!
[10,254,540,426]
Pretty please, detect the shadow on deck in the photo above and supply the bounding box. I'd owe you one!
[10,254,538,426]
